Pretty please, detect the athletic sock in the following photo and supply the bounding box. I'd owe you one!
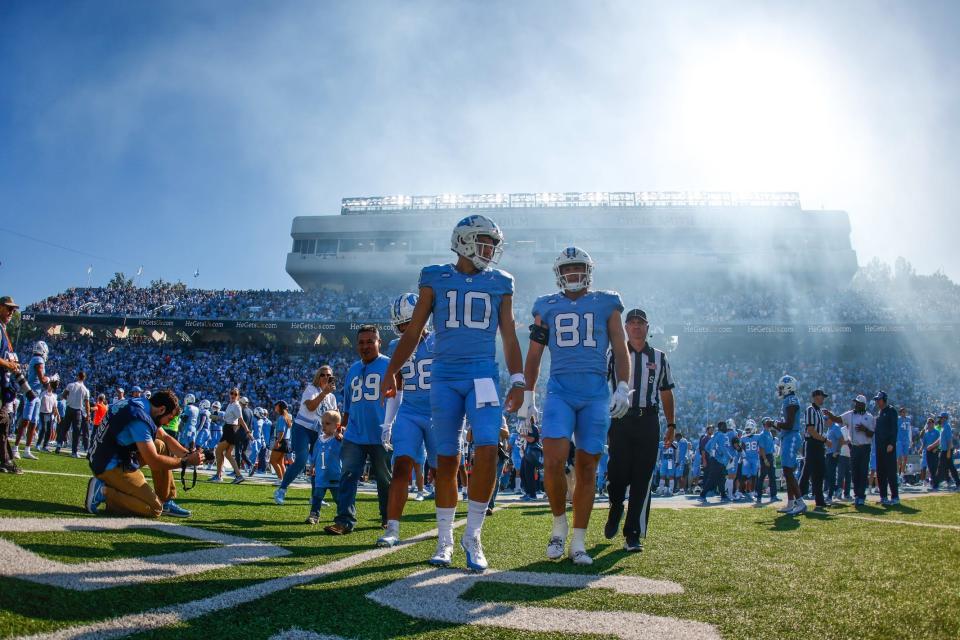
[386,519,400,534]
[724,479,734,497]
[464,500,488,539]
[552,514,568,539]
[570,527,587,553]
[668,480,674,492]
[436,507,455,546]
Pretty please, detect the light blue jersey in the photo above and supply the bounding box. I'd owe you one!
[780,394,802,469]
[780,394,801,432]
[940,420,952,453]
[387,332,434,418]
[27,355,45,393]
[418,263,513,381]
[531,290,623,382]
[180,404,199,436]
[742,434,760,464]
[342,355,390,445]
[757,429,775,457]
[707,431,731,464]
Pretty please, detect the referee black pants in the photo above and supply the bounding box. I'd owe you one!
[606,411,659,538]
[936,451,959,487]
[802,439,826,506]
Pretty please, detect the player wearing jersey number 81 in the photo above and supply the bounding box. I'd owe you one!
[382,215,525,572]
[521,247,630,566]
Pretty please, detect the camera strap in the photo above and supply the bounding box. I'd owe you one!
[180,446,198,491]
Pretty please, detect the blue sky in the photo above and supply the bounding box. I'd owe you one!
[2,0,959,305]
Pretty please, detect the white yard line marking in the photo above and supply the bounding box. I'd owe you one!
[836,514,960,531]
[368,568,720,640]
[269,631,347,640]
[0,518,289,591]
[14,516,470,640]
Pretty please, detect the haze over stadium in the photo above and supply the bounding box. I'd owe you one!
[2,3,960,640]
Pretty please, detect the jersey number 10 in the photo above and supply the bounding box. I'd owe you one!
[444,290,492,329]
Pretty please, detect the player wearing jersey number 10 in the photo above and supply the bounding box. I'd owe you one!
[519,247,631,566]
[382,215,525,572]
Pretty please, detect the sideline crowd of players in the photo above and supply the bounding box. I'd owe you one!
[2,215,959,571]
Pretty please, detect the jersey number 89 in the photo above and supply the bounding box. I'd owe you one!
[554,312,597,348]
[350,373,382,403]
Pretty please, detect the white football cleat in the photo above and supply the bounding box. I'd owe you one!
[377,530,400,548]
[776,500,795,513]
[569,548,593,566]
[789,499,808,515]
[460,534,488,572]
[428,541,454,567]
[546,535,565,560]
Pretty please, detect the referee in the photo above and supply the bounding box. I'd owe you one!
[800,389,836,510]
[604,308,676,552]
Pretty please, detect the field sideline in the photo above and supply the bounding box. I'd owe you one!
[1,454,958,640]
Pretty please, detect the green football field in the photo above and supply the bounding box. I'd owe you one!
[1,453,958,640]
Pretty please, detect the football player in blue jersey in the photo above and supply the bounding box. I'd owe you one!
[775,375,806,515]
[656,439,678,496]
[740,420,761,499]
[178,394,200,450]
[519,247,630,565]
[377,293,437,548]
[896,407,911,482]
[13,341,54,460]
[674,432,691,494]
[382,215,524,571]
[723,418,741,500]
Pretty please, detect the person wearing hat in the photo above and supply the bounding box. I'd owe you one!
[755,418,778,503]
[873,391,900,505]
[130,386,143,399]
[839,394,875,506]
[934,412,959,490]
[800,389,840,510]
[605,308,677,552]
[0,296,24,474]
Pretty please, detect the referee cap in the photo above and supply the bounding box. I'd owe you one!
[625,308,648,323]
[873,391,888,402]
[811,389,828,398]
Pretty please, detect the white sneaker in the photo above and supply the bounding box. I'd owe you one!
[569,548,593,566]
[777,500,795,513]
[460,534,488,572]
[71,452,81,459]
[377,528,400,548]
[428,541,454,567]
[734,492,744,501]
[414,491,425,502]
[546,535,565,560]
[12,447,20,459]
[789,499,808,515]
[23,449,37,460]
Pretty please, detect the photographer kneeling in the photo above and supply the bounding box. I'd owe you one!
[84,389,204,518]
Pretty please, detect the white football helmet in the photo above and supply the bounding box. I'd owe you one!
[211,401,222,411]
[450,215,504,270]
[184,393,196,405]
[199,399,211,410]
[32,341,49,359]
[143,390,151,399]
[553,247,594,293]
[744,419,757,434]
[390,293,418,331]
[776,375,798,399]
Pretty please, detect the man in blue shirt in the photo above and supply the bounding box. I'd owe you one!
[675,433,691,494]
[699,421,731,503]
[382,215,524,571]
[897,408,912,481]
[825,417,847,502]
[739,421,761,499]
[325,325,392,535]
[520,247,630,565]
[377,293,437,548]
[934,412,959,490]
[756,418,778,503]
[85,390,203,518]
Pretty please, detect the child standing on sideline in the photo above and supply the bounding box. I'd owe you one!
[306,410,342,525]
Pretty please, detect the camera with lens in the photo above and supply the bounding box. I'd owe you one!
[11,370,36,402]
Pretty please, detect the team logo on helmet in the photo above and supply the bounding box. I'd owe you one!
[553,246,594,293]
[32,341,49,359]
[390,293,419,330]
[450,215,504,270]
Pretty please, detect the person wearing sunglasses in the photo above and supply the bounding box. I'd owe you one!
[211,388,248,484]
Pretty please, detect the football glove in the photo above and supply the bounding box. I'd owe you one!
[609,381,633,419]
[380,423,393,452]
[516,390,537,435]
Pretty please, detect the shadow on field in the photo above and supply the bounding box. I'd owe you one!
[770,514,801,531]
[0,497,87,517]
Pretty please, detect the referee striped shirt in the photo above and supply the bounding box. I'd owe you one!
[805,403,826,439]
[608,342,675,410]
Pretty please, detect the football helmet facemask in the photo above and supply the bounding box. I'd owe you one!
[450,215,504,270]
[553,246,594,293]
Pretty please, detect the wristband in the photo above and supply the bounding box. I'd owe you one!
[509,373,526,388]
[667,423,676,429]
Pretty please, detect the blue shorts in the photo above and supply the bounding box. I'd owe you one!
[540,388,610,455]
[870,448,877,471]
[674,461,686,478]
[897,441,909,457]
[781,431,801,469]
[691,457,701,477]
[741,459,759,478]
[392,411,436,467]
[659,459,675,478]
[430,379,502,457]
[23,396,41,424]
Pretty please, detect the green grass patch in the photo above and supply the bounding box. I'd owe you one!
[0,528,221,564]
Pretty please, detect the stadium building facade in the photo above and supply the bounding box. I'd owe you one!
[286,191,858,291]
